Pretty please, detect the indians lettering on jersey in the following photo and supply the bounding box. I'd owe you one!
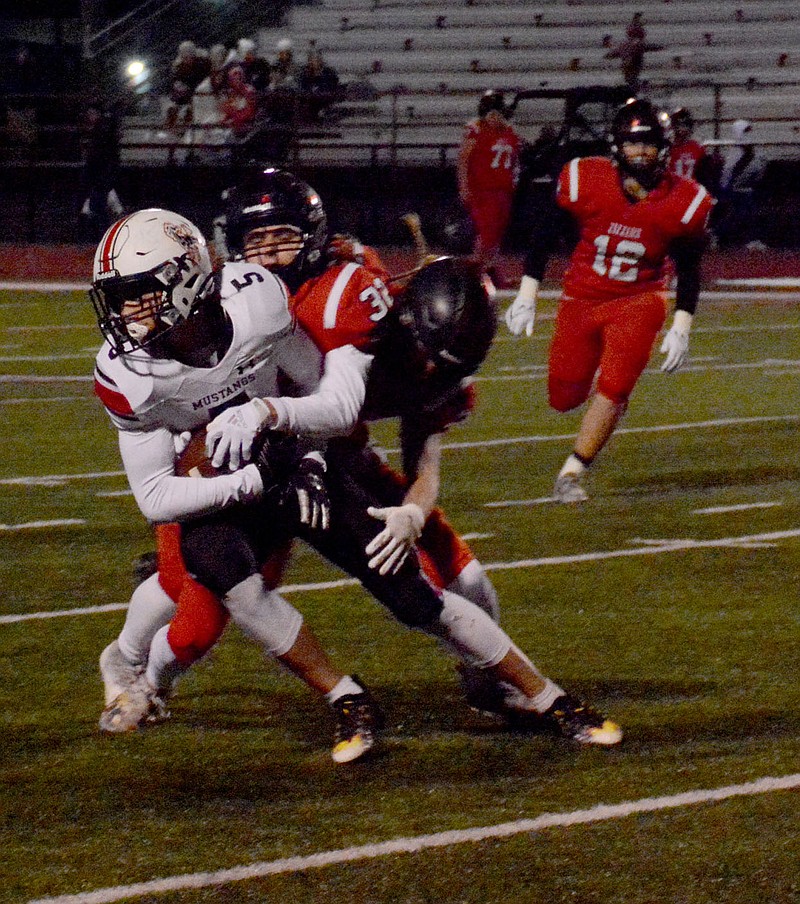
[291,259,393,355]
[668,140,706,179]
[463,119,522,192]
[557,156,713,303]
[93,260,312,432]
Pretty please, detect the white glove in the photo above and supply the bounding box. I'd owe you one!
[365,503,426,575]
[504,275,539,337]
[660,309,693,373]
[205,398,271,471]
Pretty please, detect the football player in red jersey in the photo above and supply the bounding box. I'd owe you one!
[201,169,622,744]
[114,169,623,746]
[668,107,713,187]
[457,90,523,287]
[506,98,714,502]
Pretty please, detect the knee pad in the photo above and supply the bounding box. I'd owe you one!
[430,591,510,668]
[446,560,500,623]
[595,374,634,406]
[224,574,303,657]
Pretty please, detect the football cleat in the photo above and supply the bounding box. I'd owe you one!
[99,639,144,706]
[458,664,510,717]
[552,473,589,504]
[98,682,171,734]
[330,686,382,764]
[542,694,622,746]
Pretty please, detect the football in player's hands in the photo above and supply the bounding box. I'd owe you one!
[174,427,223,477]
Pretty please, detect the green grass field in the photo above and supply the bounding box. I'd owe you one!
[1,286,798,904]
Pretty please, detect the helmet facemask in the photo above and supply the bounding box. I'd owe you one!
[91,209,215,357]
[91,252,215,356]
[610,100,672,191]
[224,168,328,292]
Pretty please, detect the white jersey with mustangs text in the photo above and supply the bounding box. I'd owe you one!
[93,261,325,524]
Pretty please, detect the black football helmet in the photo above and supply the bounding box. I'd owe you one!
[609,98,672,189]
[478,89,506,118]
[671,106,694,133]
[224,167,328,291]
[398,256,497,383]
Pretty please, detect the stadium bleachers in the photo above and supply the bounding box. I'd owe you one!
[236,0,800,163]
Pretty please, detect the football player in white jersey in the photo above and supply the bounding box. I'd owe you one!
[91,208,379,764]
[111,174,623,748]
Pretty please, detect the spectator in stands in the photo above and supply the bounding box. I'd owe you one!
[457,89,523,288]
[668,107,714,188]
[270,37,299,90]
[260,37,300,127]
[79,101,124,240]
[219,64,258,138]
[208,43,230,96]
[714,118,767,249]
[6,43,42,93]
[605,18,663,91]
[299,48,342,121]
[165,41,210,131]
[235,38,271,93]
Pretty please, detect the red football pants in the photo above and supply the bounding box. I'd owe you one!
[548,291,668,410]
[468,188,514,260]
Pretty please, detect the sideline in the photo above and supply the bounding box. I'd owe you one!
[27,773,800,904]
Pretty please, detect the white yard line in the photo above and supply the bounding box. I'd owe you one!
[1,414,796,487]
[0,519,85,532]
[4,527,800,625]
[27,773,800,904]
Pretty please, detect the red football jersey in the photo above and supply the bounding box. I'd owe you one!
[668,139,707,179]
[291,259,393,354]
[462,118,522,192]
[556,156,713,303]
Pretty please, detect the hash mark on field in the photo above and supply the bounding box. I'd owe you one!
[693,501,782,515]
[27,773,800,904]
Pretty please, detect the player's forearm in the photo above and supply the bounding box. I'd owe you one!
[120,428,262,523]
[672,240,704,315]
[266,345,372,437]
[401,433,441,517]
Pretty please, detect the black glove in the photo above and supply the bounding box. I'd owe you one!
[283,453,330,531]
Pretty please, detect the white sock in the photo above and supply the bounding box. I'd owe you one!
[118,573,176,668]
[559,453,587,478]
[145,625,189,693]
[325,675,364,704]
[527,678,564,713]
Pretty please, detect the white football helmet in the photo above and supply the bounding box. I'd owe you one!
[90,209,214,354]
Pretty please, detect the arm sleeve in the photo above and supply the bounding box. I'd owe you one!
[267,345,373,437]
[670,236,705,316]
[522,187,571,281]
[119,427,263,523]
